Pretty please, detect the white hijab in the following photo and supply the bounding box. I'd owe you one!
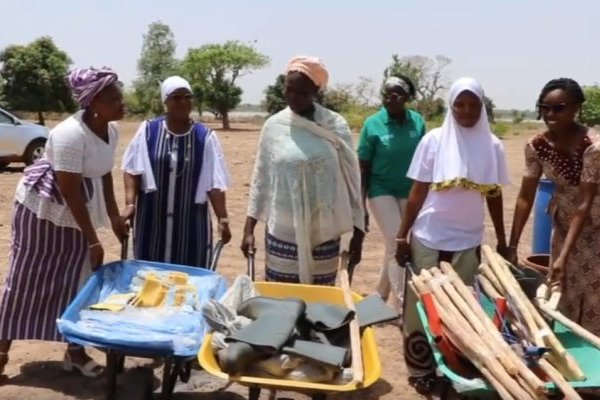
[432,77,509,185]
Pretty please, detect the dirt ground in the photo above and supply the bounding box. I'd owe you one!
[0,120,538,399]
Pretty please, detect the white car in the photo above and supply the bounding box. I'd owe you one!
[0,107,49,168]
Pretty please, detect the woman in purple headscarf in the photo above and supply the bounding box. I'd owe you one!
[0,67,127,377]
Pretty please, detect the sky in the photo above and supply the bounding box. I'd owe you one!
[2,0,599,110]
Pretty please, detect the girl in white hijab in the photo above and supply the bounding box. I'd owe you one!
[394,77,509,392]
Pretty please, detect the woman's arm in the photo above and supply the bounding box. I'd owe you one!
[550,182,597,285]
[397,181,429,240]
[121,172,141,223]
[395,181,429,264]
[208,189,231,244]
[103,172,119,220]
[56,172,98,244]
[508,177,539,250]
[486,190,507,254]
[359,159,371,231]
[241,216,258,257]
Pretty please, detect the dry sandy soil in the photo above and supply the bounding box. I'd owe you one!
[0,120,538,400]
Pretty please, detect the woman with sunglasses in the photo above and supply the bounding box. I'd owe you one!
[121,76,232,267]
[508,78,600,336]
[358,75,426,313]
[395,77,509,393]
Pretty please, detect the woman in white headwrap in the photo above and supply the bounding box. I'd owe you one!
[121,76,232,267]
[241,56,365,285]
[394,77,509,392]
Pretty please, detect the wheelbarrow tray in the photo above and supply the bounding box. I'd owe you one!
[60,259,227,357]
[198,281,381,393]
[416,296,600,398]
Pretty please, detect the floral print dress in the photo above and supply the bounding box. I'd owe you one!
[525,130,600,334]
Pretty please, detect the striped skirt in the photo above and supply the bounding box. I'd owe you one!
[0,202,88,342]
[264,232,340,285]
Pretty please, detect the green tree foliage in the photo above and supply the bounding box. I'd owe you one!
[0,36,75,125]
[581,85,600,127]
[183,41,269,129]
[511,109,525,125]
[133,21,178,117]
[263,74,287,115]
[383,54,451,120]
[484,95,495,123]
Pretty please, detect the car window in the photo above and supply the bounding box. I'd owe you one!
[0,111,14,124]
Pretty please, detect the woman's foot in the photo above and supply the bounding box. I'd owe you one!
[64,346,103,378]
[0,353,8,375]
[408,372,438,395]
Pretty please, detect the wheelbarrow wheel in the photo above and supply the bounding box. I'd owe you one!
[161,359,182,400]
[311,394,327,400]
[129,367,154,400]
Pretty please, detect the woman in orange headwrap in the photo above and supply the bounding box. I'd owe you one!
[240,56,365,285]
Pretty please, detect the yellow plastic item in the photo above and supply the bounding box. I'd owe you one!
[198,282,382,393]
[89,293,137,312]
[132,273,168,307]
[173,284,197,307]
[167,271,189,286]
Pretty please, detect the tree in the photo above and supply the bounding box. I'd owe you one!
[133,21,178,116]
[511,109,525,125]
[484,96,495,123]
[183,41,269,129]
[383,54,451,119]
[0,36,75,125]
[582,85,600,127]
[353,76,377,107]
[263,74,286,115]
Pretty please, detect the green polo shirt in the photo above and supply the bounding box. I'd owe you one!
[358,108,426,198]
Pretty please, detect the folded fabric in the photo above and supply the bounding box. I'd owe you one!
[305,303,354,331]
[283,339,349,368]
[202,299,252,335]
[356,294,400,328]
[218,341,265,375]
[219,275,258,312]
[226,312,298,352]
[236,296,306,320]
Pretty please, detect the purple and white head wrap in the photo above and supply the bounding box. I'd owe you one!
[67,67,118,108]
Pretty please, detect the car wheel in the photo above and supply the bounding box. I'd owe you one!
[23,139,46,166]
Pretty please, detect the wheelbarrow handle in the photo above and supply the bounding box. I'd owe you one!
[121,236,129,261]
[209,240,224,271]
[247,252,256,282]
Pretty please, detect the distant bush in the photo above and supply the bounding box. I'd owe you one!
[342,105,378,132]
[491,122,510,138]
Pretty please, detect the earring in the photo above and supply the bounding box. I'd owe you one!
[93,112,98,119]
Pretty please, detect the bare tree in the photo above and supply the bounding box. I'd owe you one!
[384,54,451,101]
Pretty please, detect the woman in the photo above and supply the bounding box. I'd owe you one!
[121,76,231,267]
[358,75,426,312]
[508,78,600,335]
[0,67,127,377]
[240,56,365,285]
[395,77,509,392]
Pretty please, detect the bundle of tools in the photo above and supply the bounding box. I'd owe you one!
[408,244,588,400]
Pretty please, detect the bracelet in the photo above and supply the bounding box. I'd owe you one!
[125,204,135,208]
[89,242,102,249]
[395,237,408,243]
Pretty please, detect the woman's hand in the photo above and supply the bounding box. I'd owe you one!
[241,233,255,258]
[548,256,566,289]
[348,228,365,265]
[395,238,411,266]
[504,245,518,266]
[120,204,135,223]
[89,243,105,271]
[220,222,232,244]
[110,215,129,243]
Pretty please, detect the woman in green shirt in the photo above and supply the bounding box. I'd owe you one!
[358,75,426,314]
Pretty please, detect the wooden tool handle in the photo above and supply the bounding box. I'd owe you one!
[339,251,364,386]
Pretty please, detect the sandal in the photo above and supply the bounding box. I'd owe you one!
[0,353,8,375]
[408,372,438,395]
[63,353,104,378]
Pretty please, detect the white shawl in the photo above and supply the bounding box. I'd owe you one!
[247,104,364,284]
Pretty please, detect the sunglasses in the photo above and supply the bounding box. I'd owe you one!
[170,93,193,102]
[538,103,568,113]
[382,92,406,102]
